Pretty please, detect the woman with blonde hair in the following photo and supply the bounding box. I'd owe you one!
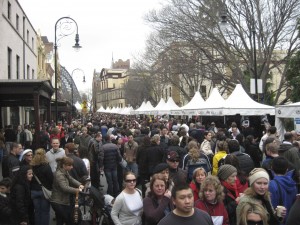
[237,168,284,225]
[30,148,53,225]
[195,175,229,225]
[189,167,207,201]
[238,202,268,225]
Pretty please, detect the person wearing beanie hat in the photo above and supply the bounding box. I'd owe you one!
[217,165,237,182]
[237,168,281,225]
[218,165,239,225]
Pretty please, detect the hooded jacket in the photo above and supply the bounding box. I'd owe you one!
[269,171,297,220]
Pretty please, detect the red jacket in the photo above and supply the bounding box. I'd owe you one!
[189,181,200,202]
[195,200,229,225]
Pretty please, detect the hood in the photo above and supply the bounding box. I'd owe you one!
[273,174,296,192]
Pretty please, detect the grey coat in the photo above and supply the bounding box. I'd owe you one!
[50,168,81,205]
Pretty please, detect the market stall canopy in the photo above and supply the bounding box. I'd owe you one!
[276,101,300,118]
[224,84,275,115]
[170,91,205,115]
[96,106,106,113]
[156,97,180,115]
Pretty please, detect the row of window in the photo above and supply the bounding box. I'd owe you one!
[97,90,124,102]
[7,1,35,50]
[7,47,34,79]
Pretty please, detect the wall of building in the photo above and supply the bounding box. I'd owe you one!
[0,0,37,80]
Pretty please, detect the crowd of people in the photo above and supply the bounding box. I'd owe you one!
[0,114,300,225]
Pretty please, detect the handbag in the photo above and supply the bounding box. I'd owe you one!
[120,158,128,169]
[34,174,52,200]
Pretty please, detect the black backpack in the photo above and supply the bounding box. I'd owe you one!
[219,152,255,176]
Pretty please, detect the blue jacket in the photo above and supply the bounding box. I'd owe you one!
[269,171,297,220]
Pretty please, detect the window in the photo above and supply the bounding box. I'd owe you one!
[169,87,172,97]
[7,47,12,79]
[32,69,35,79]
[16,14,19,30]
[27,30,29,44]
[165,89,167,100]
[16,55,20,79]
[8,2,11,20]
[27,65,30,79]
[32,37,34,49]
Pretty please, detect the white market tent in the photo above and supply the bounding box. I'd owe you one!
[171,91,205,115]
[140,101,155,114]
[96,106,106,113]
[120,106,134,115]
[275,101,300,140]
[148,98,166,115]
[155,97,180,115]
[224,84,275,115]
[134,101,146,114]
[197,87,226,116]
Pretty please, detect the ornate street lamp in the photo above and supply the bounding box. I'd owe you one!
[71,68,86,119]
[54,17,82,123]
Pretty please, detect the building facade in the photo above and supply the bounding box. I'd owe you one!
[93,59,130,110]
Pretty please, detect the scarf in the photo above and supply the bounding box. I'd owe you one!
[221,180,239,200]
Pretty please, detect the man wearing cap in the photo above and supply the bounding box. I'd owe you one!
[166,151,187,186]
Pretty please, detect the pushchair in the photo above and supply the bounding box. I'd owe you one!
[74,186,114,225]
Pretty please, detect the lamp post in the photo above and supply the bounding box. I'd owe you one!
[220,1,258,100]
[54,17,82,124]
[71,68,86,119]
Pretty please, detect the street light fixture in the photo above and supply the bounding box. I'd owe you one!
[71,68,86,119]
[54,16,82,123]
[220,2,259,101]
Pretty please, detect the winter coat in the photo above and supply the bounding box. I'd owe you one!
[269,172,297,221]
[195,200,229,225]
[31,163,54,191]
[10,182,31,224]
[0,193,12,224]
[146,144,164,176]
[143,195,174,225]
[50,168,81,205]
[103,142,121,170]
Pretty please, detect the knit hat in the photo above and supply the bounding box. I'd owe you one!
[217,165,237,181]
[152,163,169,175]
[167,151,179,161]
[248,168,269,186]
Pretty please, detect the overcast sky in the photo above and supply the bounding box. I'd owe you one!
[18,0,163,91]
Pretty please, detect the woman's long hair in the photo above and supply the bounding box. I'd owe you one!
[149,174,168,198]
[30,148,48,166]
[238,202,268,225]
[199,175,224,203]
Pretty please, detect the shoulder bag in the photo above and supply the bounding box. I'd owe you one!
[34,174,52,200]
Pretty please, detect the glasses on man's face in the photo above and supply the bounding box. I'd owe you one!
[246,220,263,225]
[125,179,136,183]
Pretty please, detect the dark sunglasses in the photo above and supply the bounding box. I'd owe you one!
[247,220,263,225]
[125,179,136,183]
[169,159,179,163]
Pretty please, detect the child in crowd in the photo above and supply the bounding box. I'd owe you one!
[0,178,12,224]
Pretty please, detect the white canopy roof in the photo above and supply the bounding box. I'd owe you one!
[141,101,155,114]
[155,97,180,115]
[171,91,206,115]
[96,106,106,113]
[276,101,300,118]
[224,84,275,115]
[195,87,226,116]
[75,101,82,112]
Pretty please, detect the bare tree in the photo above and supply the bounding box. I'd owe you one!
[142,0,300,104]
